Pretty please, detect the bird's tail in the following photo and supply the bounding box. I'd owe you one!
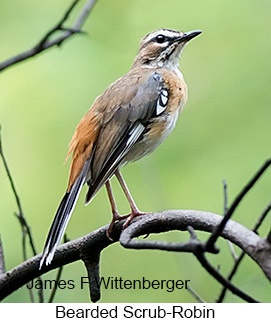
[39,160,90,269]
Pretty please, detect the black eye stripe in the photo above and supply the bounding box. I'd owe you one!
[152,34,181,45]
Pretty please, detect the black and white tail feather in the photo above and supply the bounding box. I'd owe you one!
[39,160,91,268]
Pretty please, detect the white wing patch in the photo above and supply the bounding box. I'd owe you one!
[156,89,169,115]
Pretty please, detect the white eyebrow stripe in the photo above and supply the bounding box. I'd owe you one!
[144,29,180,43]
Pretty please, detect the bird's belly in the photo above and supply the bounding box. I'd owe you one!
[124,111,179,163]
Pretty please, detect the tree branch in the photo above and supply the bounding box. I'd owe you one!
[0,127,37,257]
[218,200,271,302]
[195,251,259,303]
[0,0,97,73]
[0,210,270,302]
[223,179,228,214]
[187,286,206,303]
[205,159,271,252]
[82,252,101,303]
[0,127,44,302]
[47,266,64,303]
[46,234,69,303]
[0,236,6,275]
[120,213,266,303]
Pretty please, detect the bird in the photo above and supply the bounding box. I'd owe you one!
[40,28,202,268]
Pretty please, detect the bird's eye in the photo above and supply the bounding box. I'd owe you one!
[156,34,166,43]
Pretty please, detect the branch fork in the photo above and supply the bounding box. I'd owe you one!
[0,0,97,72]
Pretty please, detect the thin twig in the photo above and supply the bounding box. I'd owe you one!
[189,226,259,303]
[206,159,271,252]
[223,179,239,261]
[0,0,97,72]
[227,240,238,262]
[48,234,69,303]
[36,0,80,49]
[73,0,97,30]
[0,236,6,275]
[0,127,43,302]
[48,266,64,303]
[217,201,271,302]
[223,179,228,214]
[195,252,259,303]
[36,0,81,50]
[254,201,271,234]
[0,128,37,257]
[187,286,206,303]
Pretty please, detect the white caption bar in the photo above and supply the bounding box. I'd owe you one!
[0,303,268,322]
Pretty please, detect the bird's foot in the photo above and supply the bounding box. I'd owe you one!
[106,209,148,240]
[106,211,129,240]
[122,209,147,229]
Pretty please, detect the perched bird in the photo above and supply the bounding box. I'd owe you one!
[40,28,202,268]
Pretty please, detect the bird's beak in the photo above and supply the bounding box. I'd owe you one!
[178,30,202,43]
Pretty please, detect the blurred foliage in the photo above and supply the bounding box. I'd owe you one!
[0,0,271,302]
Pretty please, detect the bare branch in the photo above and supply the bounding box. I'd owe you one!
[73,0,97,30]
[82,253,101,303]
[0,210,270,302]
[206,159,271,252]
[218,201,271,302]
[119,210,271,281]
[195,252,259,303]
[36,0,81,49]
[0,128,37,257]
[0,236,6,275]
[0,0,97,72]
[47,234,70,302]
[222,180,239,261]
[48,266,64,303]
[0,128,43,302]
[253,201,271,234]
[121,220,260,303]
[227,240,238,262]
[0,220,115,301]
[0,151,270,302]
[223,179,228,214]
[187,286,206,303]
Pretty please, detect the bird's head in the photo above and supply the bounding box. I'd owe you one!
[132,28,202,70]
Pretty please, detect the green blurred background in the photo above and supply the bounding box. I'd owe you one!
[0,0,271,302]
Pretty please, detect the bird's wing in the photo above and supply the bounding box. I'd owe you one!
[39,70,169,267]
[85,70,169,203]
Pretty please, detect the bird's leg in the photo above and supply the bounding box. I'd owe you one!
[115,169,146,228]
[105,180,128,239]
[105,180,119,219]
